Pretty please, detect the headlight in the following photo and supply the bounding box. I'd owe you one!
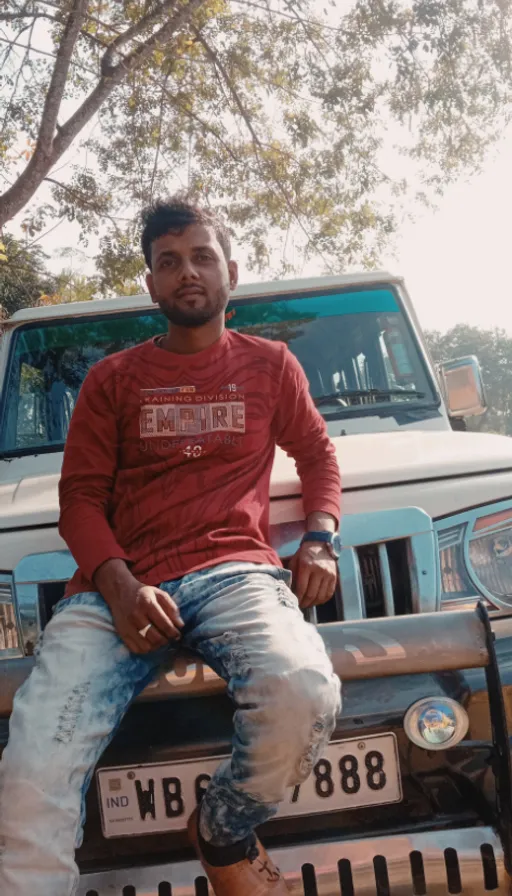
[0,578,23,659]
[404,697,469,750]
[468,508,512,603]
[437,503,512,609]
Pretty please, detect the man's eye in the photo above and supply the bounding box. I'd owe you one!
[197,253,212,262]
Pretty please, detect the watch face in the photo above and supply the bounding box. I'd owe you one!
[332,533,342,556]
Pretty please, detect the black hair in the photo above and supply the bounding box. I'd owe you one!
[140,197,231,269]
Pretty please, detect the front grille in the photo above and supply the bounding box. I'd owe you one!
[357,539,413,618]
[78,826,507,894]
[337,507,438,619]
[338,536,417,620]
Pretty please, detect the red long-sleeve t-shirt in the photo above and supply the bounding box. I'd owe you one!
[59,329,341,597]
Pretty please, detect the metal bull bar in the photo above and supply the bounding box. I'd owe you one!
[139,604,512,874]
[138,605,492,697]
[2,604,512,871]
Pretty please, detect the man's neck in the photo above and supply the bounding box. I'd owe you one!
[160,318,225,355]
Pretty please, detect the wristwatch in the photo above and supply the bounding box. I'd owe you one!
[301,531,342,559]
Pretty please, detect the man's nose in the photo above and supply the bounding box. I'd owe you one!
[178,258,200,280]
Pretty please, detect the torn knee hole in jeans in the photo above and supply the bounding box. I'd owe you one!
[55,683,90,744]
[297,714,329,779]
[276,582,297,610]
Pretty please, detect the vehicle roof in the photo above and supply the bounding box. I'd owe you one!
[7,271,401,325]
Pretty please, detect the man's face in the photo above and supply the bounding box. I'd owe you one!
[146,224,238,328]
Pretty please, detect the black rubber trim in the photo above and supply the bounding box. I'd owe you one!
[434,493,512,521]
[0,521,58,534]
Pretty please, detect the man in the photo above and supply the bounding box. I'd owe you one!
[0,199,342,896]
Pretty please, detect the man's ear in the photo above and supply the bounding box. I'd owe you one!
[228,260,239,291]
[146,272,158,304]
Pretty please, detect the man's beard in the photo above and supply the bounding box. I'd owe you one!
[157,287,229,329]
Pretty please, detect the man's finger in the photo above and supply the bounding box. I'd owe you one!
[145,601,182,640]
[295,564,311,602]
[143,624,168,649]
[300,570,323,608]
[312,570,337,605]
[155,590,184,628]
[127,632,154,654]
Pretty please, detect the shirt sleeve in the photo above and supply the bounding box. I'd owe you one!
[58,364,130,583]
[272,347,342,524]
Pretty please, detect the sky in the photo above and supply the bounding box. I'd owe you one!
[382,129,512,336]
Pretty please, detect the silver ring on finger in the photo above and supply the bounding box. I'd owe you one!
[138,623,152,638]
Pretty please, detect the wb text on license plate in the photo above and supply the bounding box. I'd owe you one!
[97,733,401,838]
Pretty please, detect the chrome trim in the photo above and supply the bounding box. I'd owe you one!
[77,825,508,895]
[337,548,365,619]
[378,542,394,616]
[404,696,469,750]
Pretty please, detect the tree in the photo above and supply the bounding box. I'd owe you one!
[0,233,57,317]
[1,0,512,282]
[425,324,512,435]
[50,269,99,303]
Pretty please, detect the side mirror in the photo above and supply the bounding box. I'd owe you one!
[439,356,487,418]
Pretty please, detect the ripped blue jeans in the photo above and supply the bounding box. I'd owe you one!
[0,562,341,896]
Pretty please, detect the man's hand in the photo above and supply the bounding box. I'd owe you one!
[94,559,183,654]
[289,541,337,608]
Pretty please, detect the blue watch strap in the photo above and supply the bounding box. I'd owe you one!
[301,531,334,545]
[301,531,341,558]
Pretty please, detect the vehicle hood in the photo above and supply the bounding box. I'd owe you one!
[1,430,512,530]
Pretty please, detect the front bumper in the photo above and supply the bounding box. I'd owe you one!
[77,825,508,894]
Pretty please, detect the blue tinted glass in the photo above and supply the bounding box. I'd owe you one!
[1,287,432,453]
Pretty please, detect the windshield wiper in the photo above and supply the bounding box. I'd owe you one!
[314,389,426,407]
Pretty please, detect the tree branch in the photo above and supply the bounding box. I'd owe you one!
[192,27,261,146]
[0,0,206,228]
[53,0,205,159]
[192,28,333,270]
[1,15,36,137]
[44,176,130,232]
[0,12,58,24]
[101,0,178,75]
[38,0,89,153]
[149,75,169,201]
[158,81,241,162]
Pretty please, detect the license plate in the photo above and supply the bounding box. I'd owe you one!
[97,733,401,838]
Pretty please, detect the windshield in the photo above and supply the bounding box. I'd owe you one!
[0,285,438,456]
